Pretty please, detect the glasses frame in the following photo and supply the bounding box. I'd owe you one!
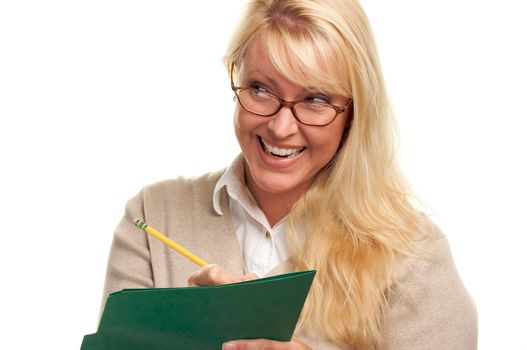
[230,63,352,127]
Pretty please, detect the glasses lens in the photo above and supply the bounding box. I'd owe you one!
[236,88,339,126]
[294,102,336,125]
[237,89,280,116]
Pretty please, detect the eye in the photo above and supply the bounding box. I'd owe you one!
[247,82,276,100]
[305,94,331,104]
[249,82,271,93]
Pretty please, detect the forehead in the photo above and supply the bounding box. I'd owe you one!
[240,33,347,96]
[242,40,281,78]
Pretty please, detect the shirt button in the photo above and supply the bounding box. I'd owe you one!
[265,231,271,239]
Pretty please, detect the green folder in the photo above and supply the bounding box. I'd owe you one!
[81,270,316,349]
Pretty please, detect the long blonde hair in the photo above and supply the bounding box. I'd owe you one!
[225,0,420,348]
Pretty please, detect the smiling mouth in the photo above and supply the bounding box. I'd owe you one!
[259,137,305,159]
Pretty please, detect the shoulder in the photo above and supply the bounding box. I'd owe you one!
[124,169,226,217]
[144,169,225,199]
[394,216,471,304]
[386,216,478,348]
[398,216,461,284]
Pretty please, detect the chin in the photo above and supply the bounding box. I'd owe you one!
[257,182,294,195]
[253,172,310,195]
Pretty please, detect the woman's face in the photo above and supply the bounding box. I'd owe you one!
[234,39,350,202]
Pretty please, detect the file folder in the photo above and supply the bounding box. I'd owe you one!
[81,270,315,349]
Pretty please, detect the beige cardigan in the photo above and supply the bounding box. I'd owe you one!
[101,170,477,349]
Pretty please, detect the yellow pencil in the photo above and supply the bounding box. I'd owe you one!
[134,219,208,267]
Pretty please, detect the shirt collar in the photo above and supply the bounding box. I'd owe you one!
[213,154,289,230]
[213,154,247,215]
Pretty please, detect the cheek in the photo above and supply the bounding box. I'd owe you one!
[233,110,240,136]
[234,108,264,137]
[233,107,246,140]
[307,125,347,159]
[233,105,241,128]
[233,108,256,151]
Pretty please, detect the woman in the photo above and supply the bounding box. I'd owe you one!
[101,0,477,348]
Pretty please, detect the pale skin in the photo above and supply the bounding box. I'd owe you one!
[236,40,349,227]
[187,38,350,350]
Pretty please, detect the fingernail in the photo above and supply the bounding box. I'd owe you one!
[223,342,237,350]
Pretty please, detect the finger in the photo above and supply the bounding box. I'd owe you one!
[240,273,259,282]
[223,339,276,350]
[222,339,310,350]
[187,264,241,287]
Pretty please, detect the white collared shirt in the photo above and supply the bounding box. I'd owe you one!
[212,156,290,277]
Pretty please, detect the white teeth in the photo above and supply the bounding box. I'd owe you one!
[261,138,304,158]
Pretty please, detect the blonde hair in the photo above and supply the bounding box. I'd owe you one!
[225,0,420,348]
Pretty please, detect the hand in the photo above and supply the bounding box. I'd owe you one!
[222,339,311,350]
[187,264,258,287]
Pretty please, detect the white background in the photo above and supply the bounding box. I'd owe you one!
[1,1,525,349]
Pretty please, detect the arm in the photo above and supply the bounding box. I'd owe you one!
[98,189,154,318]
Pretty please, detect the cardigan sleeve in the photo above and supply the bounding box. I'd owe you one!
[385,225,478,349]
[98,188,154,319]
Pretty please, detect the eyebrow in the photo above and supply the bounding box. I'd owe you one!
[242,68,324,96]
[242,69,279,88]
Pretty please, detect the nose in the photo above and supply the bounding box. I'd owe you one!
[266,105,299,138]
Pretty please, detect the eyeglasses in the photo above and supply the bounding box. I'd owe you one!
[230,66,352,126]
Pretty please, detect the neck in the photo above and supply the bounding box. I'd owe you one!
[252,190,297,227]
[244,169,310,228]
